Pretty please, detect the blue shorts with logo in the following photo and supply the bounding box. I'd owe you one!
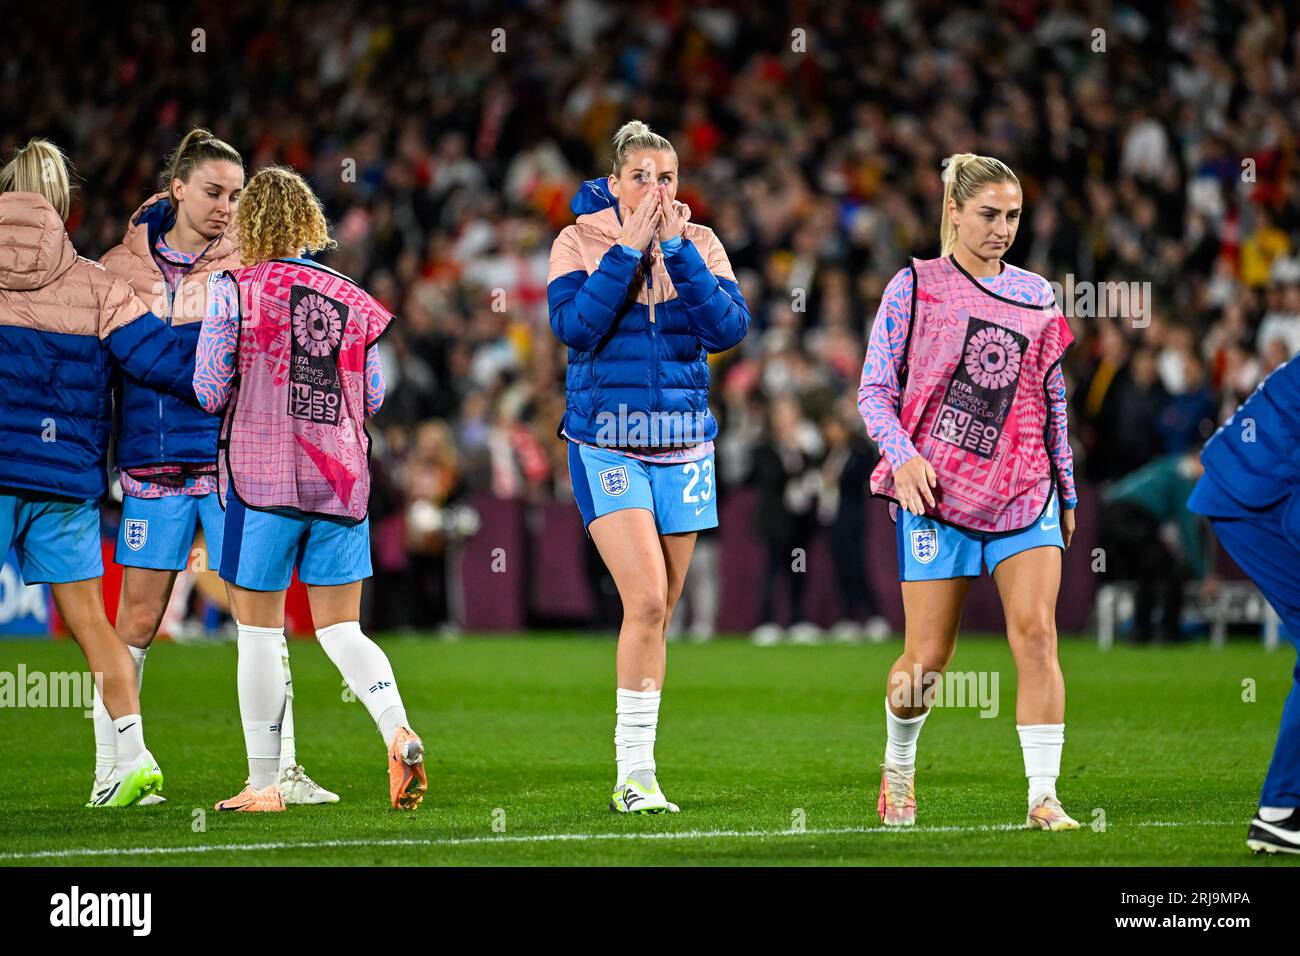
[568,442,718,535]
[0,491,102,584]
[116,492,226,573]
[897,492,1064,581]
[219,495,372,591]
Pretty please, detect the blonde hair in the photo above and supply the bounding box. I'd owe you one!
[0,138,72,219]
[161,128,243,205]
[610,120,675,176]
[939,153,1020,256]
[235,165,336,264]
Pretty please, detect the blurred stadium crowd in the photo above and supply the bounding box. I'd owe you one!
[5,0,1300,637]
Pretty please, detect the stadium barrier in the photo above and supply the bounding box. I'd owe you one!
[4,483,1271,640]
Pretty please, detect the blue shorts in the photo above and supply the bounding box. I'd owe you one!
[568,442,718,535]
[897,492,1064,581]
[116,492,226,572]
[0,492,102,584]
[219,496,372,591]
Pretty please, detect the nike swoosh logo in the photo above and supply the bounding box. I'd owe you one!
[695,504,709,516]
[1040,522,1059,531]
[117,723,136,734]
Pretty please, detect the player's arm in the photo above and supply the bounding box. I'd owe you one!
[858,267,923,473]
[98,276,200,406]
[547,227,641,352]
[364,345,385,417]
[192,274,238,414]
[660,231,750,353]
[1045,363,1077,509]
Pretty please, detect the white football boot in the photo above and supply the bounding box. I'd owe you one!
[277,764,340,805]
[85,752,164,808]
[611,769,680,814]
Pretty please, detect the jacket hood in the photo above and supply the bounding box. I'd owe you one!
[570,178,619,217]
[120,192,240,266]
[0,192,78,292]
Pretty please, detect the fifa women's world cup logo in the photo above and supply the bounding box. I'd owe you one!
[293,292,344,356]
[964,325,1021,390]
[931,316,1028,460]
[288,285,348,425]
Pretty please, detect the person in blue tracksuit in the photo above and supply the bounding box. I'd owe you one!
[1188,356,1300,853]
[548,120,749,814]
[0,138,199,807]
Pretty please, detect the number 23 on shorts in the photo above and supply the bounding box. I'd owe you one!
[665,457,717,531]
[680,459,713,506]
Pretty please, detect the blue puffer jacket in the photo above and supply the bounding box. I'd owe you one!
[0,192,199,500]
[547,180,749,448]
[100,195,242,470]
[1199,356,1300,509]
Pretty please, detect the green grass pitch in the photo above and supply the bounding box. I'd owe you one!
[0,633,1295,866]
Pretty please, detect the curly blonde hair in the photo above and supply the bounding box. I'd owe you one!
[235,165,336,264]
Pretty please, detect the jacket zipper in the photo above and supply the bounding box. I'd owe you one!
[646,249,658,412]
[158,271,178,463]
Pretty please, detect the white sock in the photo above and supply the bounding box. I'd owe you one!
[238,625,287,790]
[1259,806,1295,822]
[884,699,928,769]
[1017,723,1064,805]
[92,689,117,777]
[128,645,147,690]
[92,645,149,777]
[377,705,410,749]
[615,688,660,783]
[317,621,408,747]
[114,714,146,766]
[278,636,297,771]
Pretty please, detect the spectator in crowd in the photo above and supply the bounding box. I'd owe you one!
[751,397,824,646]
[817,411,889,643]
[1098,451,1215,644]
[8,0,1300,631]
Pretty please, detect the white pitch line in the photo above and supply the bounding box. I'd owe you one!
[0,820,1243,862]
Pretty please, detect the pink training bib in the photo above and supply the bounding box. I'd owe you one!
[870,256,1073,533]
[220,259,392,523]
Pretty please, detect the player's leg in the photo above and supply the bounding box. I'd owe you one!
[1207,512,1300,854]
[198,492,331,802]
[52,578,163,807]
[879,506,979,825]
[3,492,163,807]
[300,516,424,809]
[590,508,674,812]
[878,577,970,825]
[989,522,1078,831]
[568,442,678,811]
[211,582,289,811]
[660,531,698,646]
[212,498,297,812]
[606,454,716,813]
[92,493,198,801]
[88,567,175,802]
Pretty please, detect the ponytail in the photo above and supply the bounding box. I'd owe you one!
[0,138,72,220]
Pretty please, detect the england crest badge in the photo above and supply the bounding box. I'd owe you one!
[910,528,938,564]
[598,465,629,497]
[124,518,149,552]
